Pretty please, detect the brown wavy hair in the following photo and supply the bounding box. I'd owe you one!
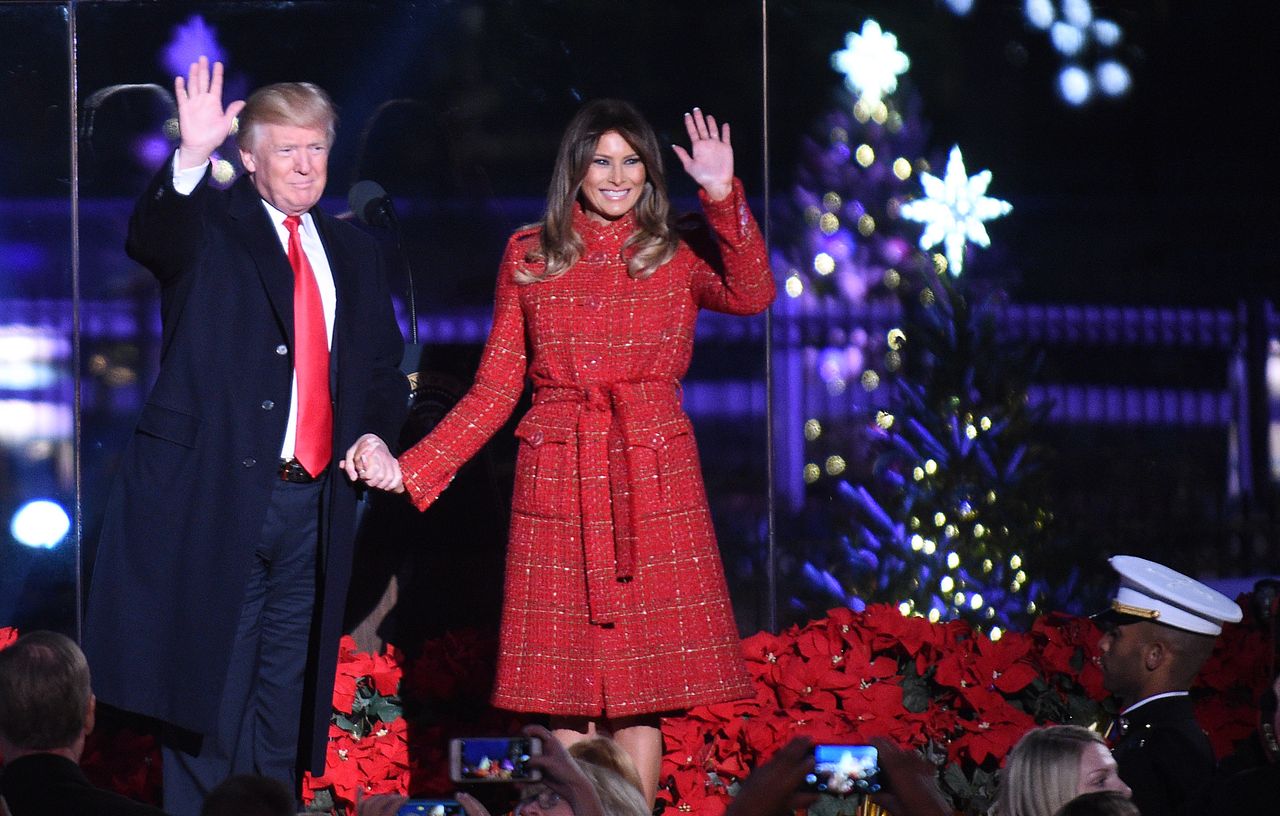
[519,98,677,283]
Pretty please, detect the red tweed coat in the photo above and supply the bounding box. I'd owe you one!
[400,179,774,716]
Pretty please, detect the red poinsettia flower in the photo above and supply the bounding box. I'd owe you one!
[915,702,961,744]
[662,772,731,816]
[837,634,900,684]
[861,604,943,658]
[936,630,1038,706]
[948,697,1037,765]
[842,681,927,743]
[81,725,162,806]
[1196,621,1271,695]
[1031,613,1107,700]
[741,628,800,689]
[774,650,858,712]
[306,730,366,806]
[780,709,862,745]
[1195,695,1263,759]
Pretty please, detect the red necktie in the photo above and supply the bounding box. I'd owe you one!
[284,215,332,477]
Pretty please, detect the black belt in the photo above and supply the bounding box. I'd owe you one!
[279,458,320,483]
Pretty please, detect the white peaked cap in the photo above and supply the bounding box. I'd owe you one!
[1105,555,1244,636]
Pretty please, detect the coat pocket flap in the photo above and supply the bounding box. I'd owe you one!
[619,411,693,450]
[136,402,200,449]
[513,418,574,447]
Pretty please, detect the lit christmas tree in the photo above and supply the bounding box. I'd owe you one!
[778,19,1056,632]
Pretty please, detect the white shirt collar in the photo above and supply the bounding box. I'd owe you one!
[1122,690,1189,716]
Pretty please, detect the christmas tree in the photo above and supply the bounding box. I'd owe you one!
[778,19,1059,632]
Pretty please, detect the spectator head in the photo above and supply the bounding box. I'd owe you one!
[567,736,644,797]
[1097,619,1217,702]
[1052,791,1141,816]
[199,774,295,816]
[512,783,573,816]
[573,760,649,816]
[997,725,1130,816]
[0,631,93,754]
[1093,555,1241,702]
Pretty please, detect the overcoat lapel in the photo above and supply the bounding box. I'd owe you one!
[315,212,355,373]
[228,177,294,344]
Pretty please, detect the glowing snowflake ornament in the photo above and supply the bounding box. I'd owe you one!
[899,146,1012,277]
[831,19,910,107]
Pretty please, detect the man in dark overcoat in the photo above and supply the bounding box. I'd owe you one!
[82,57,407,815]
[1094,555,1242,816]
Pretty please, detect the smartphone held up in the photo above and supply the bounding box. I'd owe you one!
[803,744,882,796]
[448,736,543,783]
[397,800,465,816]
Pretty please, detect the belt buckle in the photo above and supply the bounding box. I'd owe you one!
[279,458,314,483]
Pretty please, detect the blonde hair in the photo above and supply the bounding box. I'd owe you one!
[519,98,677,284]
[574,760,649,816]
[996,725,1106,816]
[568,736,645,797]
[236,82,337,152]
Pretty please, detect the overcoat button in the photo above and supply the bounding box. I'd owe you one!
[242,457,256,468]
[275,344,288,355]
[261,400,275,410]
[585,295,602,311]
[529,429,545,446]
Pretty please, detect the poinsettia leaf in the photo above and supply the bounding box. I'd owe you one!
[333,714,358,733]
[372,697,403,723]
[901,672,932,713]
[941,762,974,796]
[308,788,335,813]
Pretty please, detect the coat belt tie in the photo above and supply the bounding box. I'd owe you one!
[533,379,679,624]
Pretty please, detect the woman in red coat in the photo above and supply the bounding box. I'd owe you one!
[376,100,774,802]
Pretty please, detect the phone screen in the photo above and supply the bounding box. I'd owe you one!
[451,736,542,782]
[804,744,881,795]
[398,800,465,816]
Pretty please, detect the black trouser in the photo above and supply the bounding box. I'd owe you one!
[162,477,323,816]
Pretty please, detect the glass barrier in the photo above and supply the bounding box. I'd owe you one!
[67,0,773,643]
[0,3,75,637]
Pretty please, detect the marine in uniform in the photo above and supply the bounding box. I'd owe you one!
[1093,555,1243,816]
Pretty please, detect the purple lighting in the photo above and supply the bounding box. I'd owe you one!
[134,135,171,168]
[163,15,225,77]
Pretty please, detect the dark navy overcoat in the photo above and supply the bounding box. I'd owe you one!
[84,164,407,772]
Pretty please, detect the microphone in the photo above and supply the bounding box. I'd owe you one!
[347,180,421,351]
[348,179,398,229]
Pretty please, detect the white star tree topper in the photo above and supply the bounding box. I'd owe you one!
[831,19,911,107]
[899,145,1012,276]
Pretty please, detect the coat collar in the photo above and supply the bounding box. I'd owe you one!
[226,175,353,352]
[228,175,295,341]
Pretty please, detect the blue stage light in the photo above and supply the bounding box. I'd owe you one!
[10,499,70,549]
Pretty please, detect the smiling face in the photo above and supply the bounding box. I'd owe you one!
[239,122,330,216]
[578,130,646,223]
[1075,742,1131,798]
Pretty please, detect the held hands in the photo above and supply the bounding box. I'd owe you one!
[174,55,244,170]
[671,107,734,201]
[341,433,405,493]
